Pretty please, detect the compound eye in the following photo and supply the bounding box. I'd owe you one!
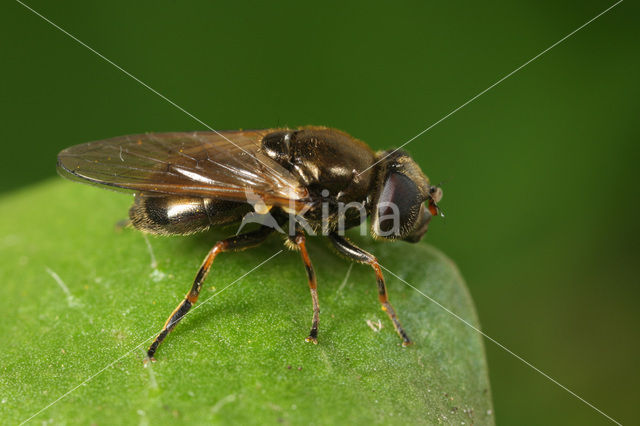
[374,171,422,238]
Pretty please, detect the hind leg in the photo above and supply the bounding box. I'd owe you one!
[146,225,274,360]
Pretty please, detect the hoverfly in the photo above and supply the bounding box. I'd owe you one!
[57,126,443,360]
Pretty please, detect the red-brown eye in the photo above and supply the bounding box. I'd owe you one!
[375,171,422,237]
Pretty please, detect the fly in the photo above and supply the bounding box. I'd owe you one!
[57,126,443,360]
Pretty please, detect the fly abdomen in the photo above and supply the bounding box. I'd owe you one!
[129,195,250,235]
[129,195,211,235]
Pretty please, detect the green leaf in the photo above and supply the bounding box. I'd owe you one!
[0,180,493,425]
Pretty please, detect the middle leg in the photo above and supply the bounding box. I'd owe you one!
[290,229,320,344]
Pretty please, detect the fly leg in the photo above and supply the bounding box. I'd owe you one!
[146,225,274,361]
[329,233,411,346]
[290,229,320,344]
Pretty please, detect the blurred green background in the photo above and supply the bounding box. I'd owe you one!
[1,0,637,424]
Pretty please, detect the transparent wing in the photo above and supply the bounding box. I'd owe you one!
[57,130,310,209]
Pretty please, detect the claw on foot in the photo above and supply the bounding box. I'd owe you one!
[305,336,318,344]
[143,356,156,367]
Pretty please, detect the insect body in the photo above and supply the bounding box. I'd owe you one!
[57,126,443,360]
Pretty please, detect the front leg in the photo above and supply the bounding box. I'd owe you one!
[329,233,411,346]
